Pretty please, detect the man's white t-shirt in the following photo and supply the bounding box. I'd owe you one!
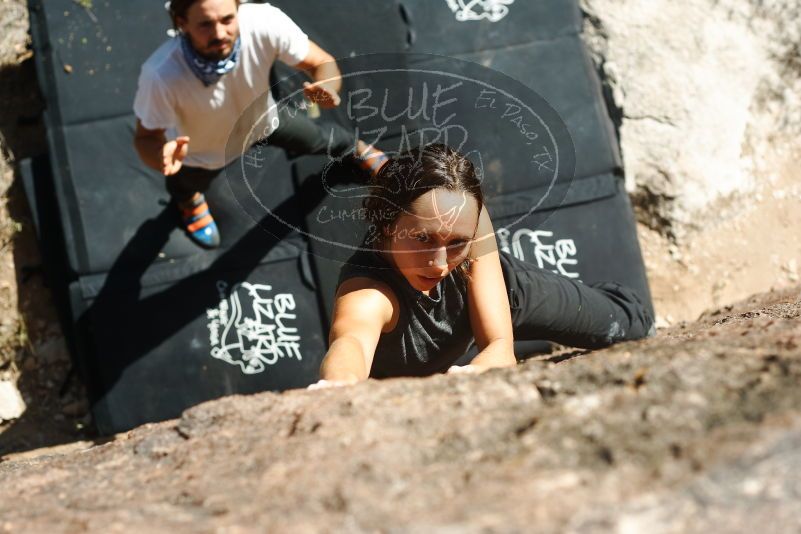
[133,3,309,170]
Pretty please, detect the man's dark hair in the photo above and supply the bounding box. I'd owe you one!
[168,0,242,29]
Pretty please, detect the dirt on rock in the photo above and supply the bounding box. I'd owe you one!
[0,0,94,454]
[0,286,799,533]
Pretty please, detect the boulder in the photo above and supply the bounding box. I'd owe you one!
[580,0,801,240]
[1,286,799,532]
[0,380,25,422]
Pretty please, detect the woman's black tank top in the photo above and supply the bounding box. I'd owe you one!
[336,247,474,378]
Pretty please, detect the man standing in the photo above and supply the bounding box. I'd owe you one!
[133,0,386,248]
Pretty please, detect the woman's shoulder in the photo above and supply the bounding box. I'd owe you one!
[334,274,401,335]
[337,248,396,288]
[336,274,393,298]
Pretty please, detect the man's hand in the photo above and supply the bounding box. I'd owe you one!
[162,136,190,176]
[303,81,341,109]
[295,41,343,109]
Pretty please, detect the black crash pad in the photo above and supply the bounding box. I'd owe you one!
[399,0,582,57]
[71,241,327,433]
[24,0,651,435]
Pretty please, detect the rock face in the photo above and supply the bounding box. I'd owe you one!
[0,381,25,422]
[0,0,28,68]
[1,286,799,532]
[580,0,801,240]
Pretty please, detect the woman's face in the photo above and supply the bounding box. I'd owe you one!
[384,188,480,292]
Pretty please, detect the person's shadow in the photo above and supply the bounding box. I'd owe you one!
[0,137,360,452]
[0,53,377,450]
[73,150,349,434]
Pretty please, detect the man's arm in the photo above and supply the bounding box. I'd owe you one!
[133,119,189,176]
[293,40,342,108]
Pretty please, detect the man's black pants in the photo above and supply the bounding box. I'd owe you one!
[166,106,356,203]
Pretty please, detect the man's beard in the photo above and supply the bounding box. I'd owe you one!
[193,36,237,61]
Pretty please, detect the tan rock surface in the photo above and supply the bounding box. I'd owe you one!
[1,286,799,532]
[581,0,801,241]
[579,0,801,323]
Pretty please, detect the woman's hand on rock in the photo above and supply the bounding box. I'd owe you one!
[307,377,358,390]
[446,364,486,375]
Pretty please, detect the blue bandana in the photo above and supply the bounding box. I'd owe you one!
[180,34,241,87]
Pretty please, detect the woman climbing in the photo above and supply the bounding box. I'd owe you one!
[312,143,654,387]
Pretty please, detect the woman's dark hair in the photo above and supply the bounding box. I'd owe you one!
[364,143,484,236]
[168,0,241,29]
[364,143,484,276]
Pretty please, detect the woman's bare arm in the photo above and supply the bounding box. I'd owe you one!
[316,277,397,385]
[462,206,516,372]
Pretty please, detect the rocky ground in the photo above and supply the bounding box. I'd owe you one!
[580,0,801,323]
[0,0,93,452]
[0,286,799,532]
